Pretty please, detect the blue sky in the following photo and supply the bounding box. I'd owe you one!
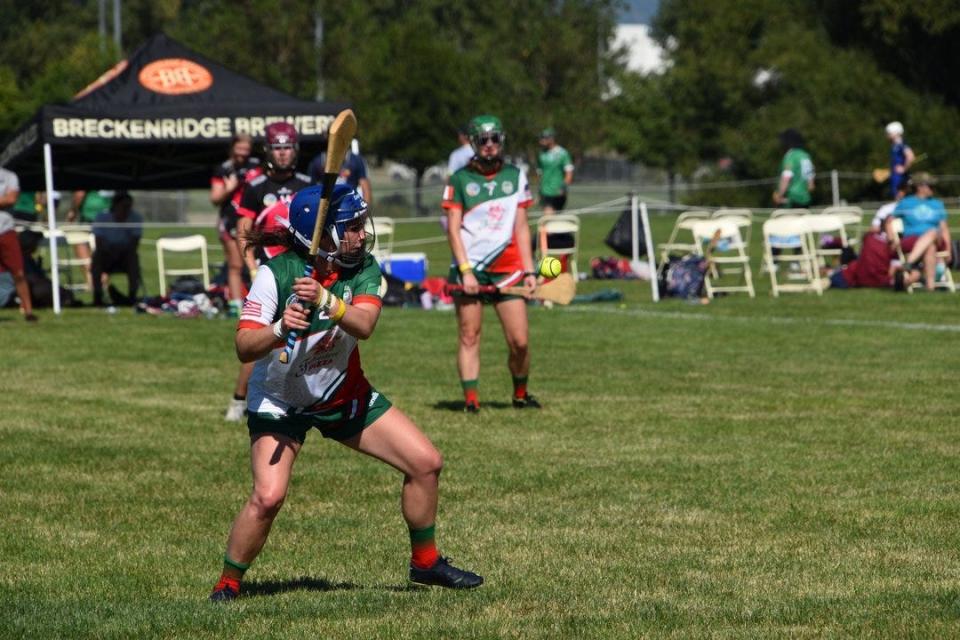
[618,0,660,24]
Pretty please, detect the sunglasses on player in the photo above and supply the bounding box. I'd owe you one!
[477,133,502,146]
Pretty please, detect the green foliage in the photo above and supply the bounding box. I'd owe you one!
[616,0,960,206]
[322,0,620,173]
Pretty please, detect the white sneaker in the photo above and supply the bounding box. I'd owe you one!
[224,398,246,422]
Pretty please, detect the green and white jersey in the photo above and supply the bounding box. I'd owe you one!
[537,145,574,197]
[780,148,815,207]
[238,252,384,415]
[441,163,533,272]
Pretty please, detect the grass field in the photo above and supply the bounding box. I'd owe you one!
[6,200,960,638]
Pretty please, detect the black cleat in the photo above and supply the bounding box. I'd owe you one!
[464,402,480,414]
[410,556,483,589]
[209,579,240,602]
[512,393,542,409]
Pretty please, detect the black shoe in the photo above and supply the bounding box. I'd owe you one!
[409,556,483,589]
[24,313,38,323]
[209,579,240,602]
[512,393,541,409]
[464,402,480,414]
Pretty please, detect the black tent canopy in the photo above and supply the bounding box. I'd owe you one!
[0,33,349,313]
[0,33,349,190]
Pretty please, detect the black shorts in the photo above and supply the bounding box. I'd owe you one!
[540,194,567,211]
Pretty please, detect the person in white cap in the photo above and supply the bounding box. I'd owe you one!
[885,121,915,199]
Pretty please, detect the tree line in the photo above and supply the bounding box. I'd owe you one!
[1,0,958,205]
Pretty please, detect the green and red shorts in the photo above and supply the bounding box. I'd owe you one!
[247,386,392,444]
[447,268,525,304]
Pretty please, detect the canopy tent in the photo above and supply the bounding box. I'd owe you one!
[0,33,349,313]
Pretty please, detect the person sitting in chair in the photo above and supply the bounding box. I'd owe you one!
[91,192,142,306]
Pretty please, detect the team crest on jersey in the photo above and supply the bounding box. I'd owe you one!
[263,193,278,207]
[341,286,353,304]
[502,181,514,194]
[465,182,481,197]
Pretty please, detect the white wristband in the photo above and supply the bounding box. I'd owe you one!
[272,320,284,338]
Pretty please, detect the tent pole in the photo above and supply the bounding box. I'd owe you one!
[43,143,62,314]
[640,200,659,303]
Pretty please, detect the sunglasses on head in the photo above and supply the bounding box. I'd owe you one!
[478,133,502,145]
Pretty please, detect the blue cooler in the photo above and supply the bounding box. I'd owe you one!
[380,252,428,283]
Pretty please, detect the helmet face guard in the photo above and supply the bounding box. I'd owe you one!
[468,114,506,158]
[264,122,299,172]
[285,183,371,267]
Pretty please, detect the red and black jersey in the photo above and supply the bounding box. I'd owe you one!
[238,171,311,260]
[211,157,261,223]
[238,171,311,227]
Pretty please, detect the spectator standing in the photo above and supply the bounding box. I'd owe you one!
[442,115,540,413]
[772,129,815,208]
[210,133,261,316]
[535,127,575,256]
[0,167,37,321]
[886,121,915,199]
[308,141,372,204]
[447,125,474,176]
[91,192,142,306]
[66,190,112,291]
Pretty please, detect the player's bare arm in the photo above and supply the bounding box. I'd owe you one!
[514,207,537,293]
[446,205,479,294]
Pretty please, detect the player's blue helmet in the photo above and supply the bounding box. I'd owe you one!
[286,183,371,266]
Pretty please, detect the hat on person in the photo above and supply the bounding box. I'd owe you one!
[910,171,936,187]
[885,121,904,137]
[539,127,556,139]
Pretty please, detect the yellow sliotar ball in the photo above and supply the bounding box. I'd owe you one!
[538,257,563,279]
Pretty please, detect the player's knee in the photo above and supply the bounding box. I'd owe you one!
[250,487,286,518]
[413,448,444,479]
[459,328,481,349]
[508,338,528,357]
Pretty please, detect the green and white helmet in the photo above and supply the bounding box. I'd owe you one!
[468,114,506,155]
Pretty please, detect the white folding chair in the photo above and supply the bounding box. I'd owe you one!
[366,216,395,269]
[691,219,755,298]
[762,216,823,296]
[770,208,810,218]
[43,227,94,292]
[712,208,754,245]
[657,210,711,274]
[156,235,210,295]
[821,205,863,247]
[804,214,849,269]
[888,218,956,293]
[538,213,580,279]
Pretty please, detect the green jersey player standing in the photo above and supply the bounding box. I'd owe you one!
[442,115,540,413]
[773,128,815,208]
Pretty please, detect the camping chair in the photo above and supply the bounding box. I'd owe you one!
[656,210,711,275]
[691,219,755,298]
[888,217,956,293]
[156,234,210,295]
[804,213,849,269]
[366,216,395,269]
[762,216,823,296]
[538,213,580,279]
[821,205,863,248]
